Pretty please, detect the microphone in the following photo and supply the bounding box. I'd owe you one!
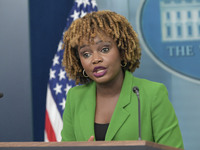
[0,93,3,98]
[133,86,141,140]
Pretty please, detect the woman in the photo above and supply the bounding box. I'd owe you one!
[61,10,184,149]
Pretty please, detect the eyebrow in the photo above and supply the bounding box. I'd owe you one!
[79,40,104,50]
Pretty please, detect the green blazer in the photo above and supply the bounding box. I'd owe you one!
[61,71,184,149]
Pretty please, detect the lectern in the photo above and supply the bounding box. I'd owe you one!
[0,140,183,150]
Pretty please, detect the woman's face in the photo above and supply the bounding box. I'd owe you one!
[78,34,123,85]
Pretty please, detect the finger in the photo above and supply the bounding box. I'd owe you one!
[88,136,94,141]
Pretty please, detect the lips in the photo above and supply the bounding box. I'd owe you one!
[93,66,107,77]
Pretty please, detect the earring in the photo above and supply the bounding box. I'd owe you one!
[121,61,127,67]
[83,69,88,77]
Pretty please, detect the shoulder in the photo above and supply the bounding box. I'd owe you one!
[130,75,169,105]
[133,75,164,87]
[125,71,164,89]
[132,76,167,93]
[68,82,94,93]
[66,82,95,102]
[124,71,167,97]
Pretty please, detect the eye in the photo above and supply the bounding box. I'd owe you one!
[101,47,109,53]
[82,52,91,58]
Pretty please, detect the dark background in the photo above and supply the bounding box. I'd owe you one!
[29,0,73,141]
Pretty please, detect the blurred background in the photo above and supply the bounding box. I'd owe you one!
[0,0,200,149]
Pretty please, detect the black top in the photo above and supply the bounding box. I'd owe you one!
[94,123,109,141]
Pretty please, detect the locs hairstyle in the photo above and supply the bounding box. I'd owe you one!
[63,10,141,84]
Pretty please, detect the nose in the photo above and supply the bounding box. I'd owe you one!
[92,53,103,64]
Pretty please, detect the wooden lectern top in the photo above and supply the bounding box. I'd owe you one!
[0,140,183,150]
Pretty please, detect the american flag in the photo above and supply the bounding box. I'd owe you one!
[45,0,98,142]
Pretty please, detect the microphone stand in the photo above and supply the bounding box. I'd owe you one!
[133,87,141,140]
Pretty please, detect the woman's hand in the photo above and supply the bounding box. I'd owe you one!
[88,136,94,141]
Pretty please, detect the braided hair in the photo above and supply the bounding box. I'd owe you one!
[63,10,141,84]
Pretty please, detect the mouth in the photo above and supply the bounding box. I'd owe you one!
[93,66,107,77]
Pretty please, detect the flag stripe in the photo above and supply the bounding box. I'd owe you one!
[46,85,63,141]
[44,131,48,142]
[45,110,56,141]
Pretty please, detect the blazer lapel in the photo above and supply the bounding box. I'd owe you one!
[105,71,133,141]
[79,82,96,141]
